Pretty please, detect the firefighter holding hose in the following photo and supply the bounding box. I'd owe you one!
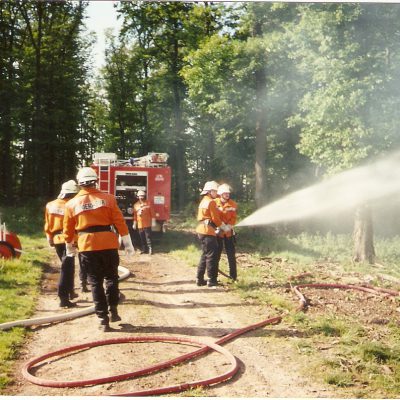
[196,181,227,287]
[63,167,134,332]
[215,183,238,281]
[44,180,79,308]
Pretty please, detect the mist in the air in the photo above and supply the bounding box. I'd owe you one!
[237,151,400,230]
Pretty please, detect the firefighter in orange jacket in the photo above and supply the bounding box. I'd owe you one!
[196,181,226,287]
[216,184,238,281]
[63,167,134,332]
[44,180,79,308]
[132,190,155,255]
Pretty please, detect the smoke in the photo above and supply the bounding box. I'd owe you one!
[237,150,400,227]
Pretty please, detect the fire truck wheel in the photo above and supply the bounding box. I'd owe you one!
[0,241,16,259]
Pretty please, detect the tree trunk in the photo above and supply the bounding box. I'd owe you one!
[353,204,375,264]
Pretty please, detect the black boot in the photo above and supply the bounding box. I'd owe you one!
[59,297,77,308]
[81,281,90,293]
[207,279,218,287]
[196,278,207,286]
[109,306,121,322]
[99,317,111,332]
[69,290,78,300]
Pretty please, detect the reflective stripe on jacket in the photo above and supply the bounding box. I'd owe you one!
[215,198,238,238]
[44,198,67,244]
[133,200,155,229]
[63,187,129,252]
[195,195,222,236]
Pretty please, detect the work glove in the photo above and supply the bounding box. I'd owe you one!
[121,235,135,257]
[65,242,77,257]
[151,218,157,229]
[132,221,137,230]
[47,237,54,247]
[224,224,232,232]
[220,222,229,232]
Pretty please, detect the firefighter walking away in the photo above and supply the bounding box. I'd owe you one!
[44,180,79,308]
[63,167,134,332]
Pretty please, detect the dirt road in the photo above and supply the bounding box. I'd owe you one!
[6,251,343,397]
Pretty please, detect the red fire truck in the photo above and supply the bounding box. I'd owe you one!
[91,152,171,232]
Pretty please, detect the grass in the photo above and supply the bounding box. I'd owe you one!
[0,205,50,392]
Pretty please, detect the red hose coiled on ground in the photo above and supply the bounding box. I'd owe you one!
[22,280,399,396]
[22,316,281,396]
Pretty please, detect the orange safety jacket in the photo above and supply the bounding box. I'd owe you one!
[215,198,238,238]
[44,198,69,245]
[133,200,155,229]
[195,194,222,236]
[63,187,129,252]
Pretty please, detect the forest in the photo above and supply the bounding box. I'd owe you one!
[2,2,400,245]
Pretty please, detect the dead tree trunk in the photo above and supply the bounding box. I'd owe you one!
[353,204,375,264]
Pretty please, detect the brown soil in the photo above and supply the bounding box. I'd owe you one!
[5,249,399,397]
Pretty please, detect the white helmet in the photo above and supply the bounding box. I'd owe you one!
[61,180,79,194]
[200,181,219,195]
[58,180,79,198]
[137,190,146,197]
[217,183,231,196]
[76,167,98,186]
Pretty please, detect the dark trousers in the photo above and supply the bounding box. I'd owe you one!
[77,253,88,284]
[79,249,120,321]
[217,236,237,280]
[139,227,152,253]
[197,234,219,282]
[128,222,142,250]
[55,243,75,299]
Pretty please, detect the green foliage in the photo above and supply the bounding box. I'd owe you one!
[0,2,93,202]
[0,204,45,237]
[0,235,47,392]
[359,342,399,364]
[290,4,400,175]
[324,372,354,387]
[309,315,350,337]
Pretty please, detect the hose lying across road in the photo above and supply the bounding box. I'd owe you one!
[18,272,400,396]
[0,266,130,331]
[22,316,282,396]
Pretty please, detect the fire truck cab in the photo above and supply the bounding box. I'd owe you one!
[91,152,171,232]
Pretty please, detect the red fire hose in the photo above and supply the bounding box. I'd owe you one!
[292,282,399,310]
[22,279,399,396]
[22,316,281,396]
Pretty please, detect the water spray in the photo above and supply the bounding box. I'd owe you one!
[237,150,400,227]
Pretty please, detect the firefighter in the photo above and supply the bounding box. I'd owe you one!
[63,167,134,332]
[196,181,226,287]
[132,190,155,255]
[44,180,79,308]
[216,183,238,281]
